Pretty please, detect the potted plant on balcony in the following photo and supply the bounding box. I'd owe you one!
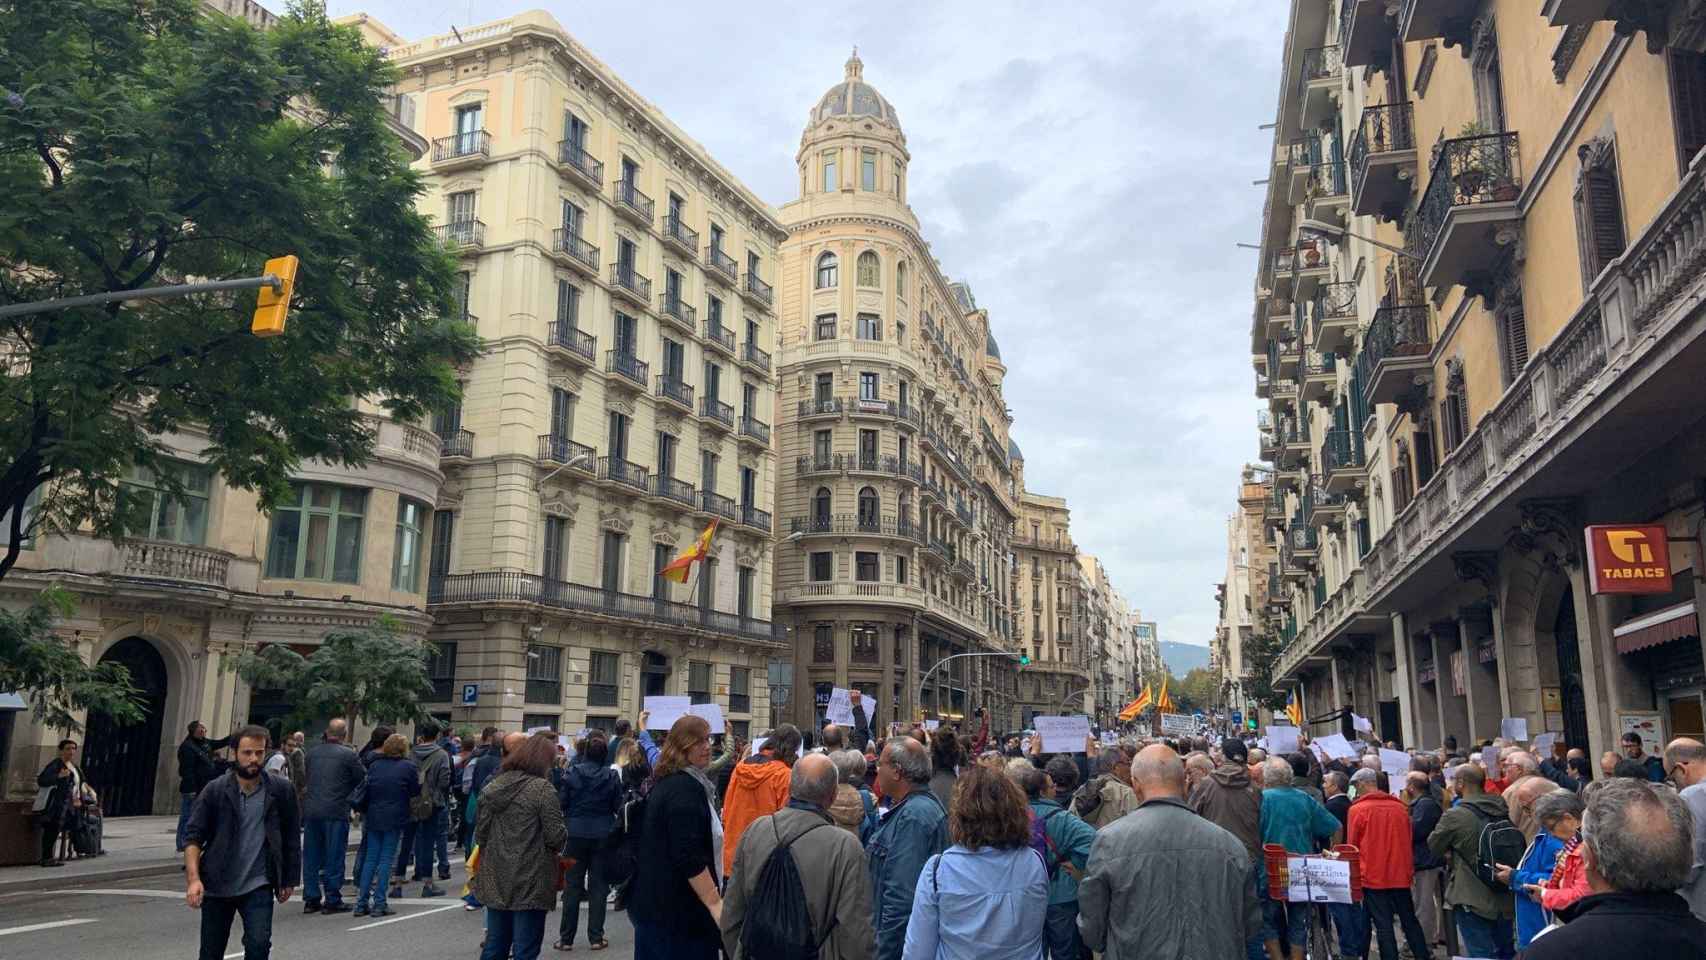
[1300,239,1323,267]
[1452,121,1493,200]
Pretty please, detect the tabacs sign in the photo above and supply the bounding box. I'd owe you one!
[1585,524,1672,595]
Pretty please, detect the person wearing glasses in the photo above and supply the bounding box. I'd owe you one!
[1666,738,1706,921]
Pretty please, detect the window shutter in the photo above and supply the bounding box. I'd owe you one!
[1588,160,1626,268]
[1670,50,1706,174]
[1497,297,1530,387]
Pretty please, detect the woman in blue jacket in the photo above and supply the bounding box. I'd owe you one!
[354,734,419,917]
[555,730,622,951]
[1497,787,1578,948]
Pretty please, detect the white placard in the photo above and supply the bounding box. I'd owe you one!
[1310,742,1329,764]
[1378,749,1411,775]
[687,701,725,734]
[525,725,552,735]
[1532,732,1557,757]
[1481,746,1500,771]
[1348,740,1368,756]
[824,688,859,726]
[1257,737,1270,751]
[1033,715,1092,754]
[1160,713,1195,736]
[1100,731,1118,746]
[644,695,692,731]
[749,737,767,756]
[1285,856,1353,904]
[1500,717,1529,742]
[1352,713,1373,734]
[1265,725,1300,755]
[1314,733,1356,760]
[557,735,573,753]
[923,719,940,731]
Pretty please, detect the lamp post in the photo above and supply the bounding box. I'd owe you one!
[1296,217,1423,262]
[917,651,1028,721]
[536,451,595,488]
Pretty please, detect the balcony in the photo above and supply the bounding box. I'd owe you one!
[1284,524,1319,566]
[1265,295,1295,337]
[742,272,774,310]
[662,214,699,257]
[796,397,843,421]
[788,515,838,538]
[1351,103,1417,221]
[439,428,473,461]
[1268,336,1301,380]
[1302,161,1350,225]
[1277,416,1310,469]
[604,350,648,390]
[609,264,652,308]
[740,504,772,534]
[1321,427,1367,495]
[427,572,784,647]
[1294,241,1329,297]
[537,435,596,475]
[704,246,738,287]
[1341,0,1400,68]
[1263,491,1287,530]
[557,140,603,189]
[1312,281,1359,354]
[430,131,490,170]
[651,475,697,510]
[120,540,234,587]
[737,415,770,447]
[612,180,654,225]
[1259,428,1280,463]
[1303,483,1347,529]
[698,490,739,524]
[1358,304,1432,406]
[1300,352,1337,403]
[1415,132,1523,294]
[1270,248,1297,299]
[741,340,771,374]
[1541,0,1616,28]
[703,319,737,358]
[1399,0,1479,49]
[1298,46,1342,130]
[700,396,734,431]
[432,220,484,252]
[545,322,596,367]
[795,454,841,478]
[596,456,650,495]
[658,292,696,334]
[655,374,694,412]
[551,228,599,277]
[896,403,921,431]
[848,396,897,420]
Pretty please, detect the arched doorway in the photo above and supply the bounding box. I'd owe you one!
[1553,587,1590,754]
[84,637,168,817]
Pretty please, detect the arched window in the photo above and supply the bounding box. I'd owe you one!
[815,252,838,289]
[896,262,908,300]
[857,486,879,528]
[813,487,832,525]
[857,251,880,287]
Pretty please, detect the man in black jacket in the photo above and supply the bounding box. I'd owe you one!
[300,718,364,914]
[184,725,300,960]
[1404,770,1446,953]
[177,722,234,852]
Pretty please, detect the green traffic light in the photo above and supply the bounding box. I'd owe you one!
[1018,654,1031,665]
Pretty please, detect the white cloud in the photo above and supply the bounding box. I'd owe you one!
[330,0,1289,648]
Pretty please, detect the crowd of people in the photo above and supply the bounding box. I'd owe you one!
[162,699,1706,960]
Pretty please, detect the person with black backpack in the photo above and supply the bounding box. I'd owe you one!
[720,753,873,959]
[1426,762,1518,959]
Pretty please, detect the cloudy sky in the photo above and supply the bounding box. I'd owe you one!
[327,0,1290,648]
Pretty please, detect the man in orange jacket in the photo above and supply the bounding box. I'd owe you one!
[720,723,801,879]
[1347,767,1430,960]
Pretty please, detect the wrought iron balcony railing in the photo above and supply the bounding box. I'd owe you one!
[1299,45,1342,91]
[700,396,734,428]
[546,321,596,362]
[611,264,653,302]
[653,475,696,507]
[604,350,648,387]
[613,179,655,221]
[537,435,596,473]
[1323,427,1365,473]
[663,213,699,252]
[433,220,485,247]
[700,490,738,522]
[1351,102,1415,182]
[1415,131,1522,263]
[597,456,650,493]
[439,428,473,459]
[427,571,784,644]
[742,340,771,372]
[656,375,694,410]
[743,272,773,306]
[797,398,842,418]
[1356,304,1431,402]
[431,131,490,162]
[739,416,771,445]
[659,293,696,329]
[704,320,736,354]
[552,228,599,271]
[740,504,772,533]
[704,246,738,284]
[557,140,603,184]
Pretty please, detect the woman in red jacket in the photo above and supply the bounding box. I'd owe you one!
[1522,790,1591,919]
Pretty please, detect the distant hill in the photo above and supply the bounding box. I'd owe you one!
[1161,641,1211,676]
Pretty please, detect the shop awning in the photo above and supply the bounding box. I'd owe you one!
[1614,601,1700,655]
[0,692,26,711]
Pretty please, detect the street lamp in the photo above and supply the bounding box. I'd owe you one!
[917,651,1028,721]
[1296,217,1422,262]
[536,451,595,489]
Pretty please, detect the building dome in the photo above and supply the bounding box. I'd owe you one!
[985,331,1002,360]
[1009,438,1023,461]
[811,50,900,130]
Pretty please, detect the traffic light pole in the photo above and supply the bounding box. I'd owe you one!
[917,651,1026,721]
[0,273,285,319]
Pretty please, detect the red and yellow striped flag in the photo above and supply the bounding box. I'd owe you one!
[659,520,717,583]
[1156,676,1175,714]
[1119,685,1153,721]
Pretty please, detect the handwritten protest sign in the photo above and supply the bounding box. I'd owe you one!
[1160,713,1195,736]
[1034,715,1091,753]
[1285,856,1353,904]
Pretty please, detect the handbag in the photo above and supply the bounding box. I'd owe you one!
[553,854,577,892]
[31,786,53,813]
[349,778,369,813]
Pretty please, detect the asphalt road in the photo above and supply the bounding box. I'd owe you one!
[0,862,640,959]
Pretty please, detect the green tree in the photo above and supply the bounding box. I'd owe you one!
[1242,631,1290,711]
[0,586,144,733]
[231,615,433,729]
[0,0,481,580]
[1175,667,1219,712]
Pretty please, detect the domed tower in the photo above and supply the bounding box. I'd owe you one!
[797,50,911,204]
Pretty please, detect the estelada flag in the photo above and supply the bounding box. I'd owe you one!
[659,520,717,583]
[1285,691,1303,727]
[1120,685,1152,721]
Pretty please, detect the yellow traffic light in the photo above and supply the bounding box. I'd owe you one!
[251,255,299,338]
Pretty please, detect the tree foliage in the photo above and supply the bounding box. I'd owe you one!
[0,0,481,579]
[1242,631,1290,711]
[1174,667,1219,712]
[0,586,145,733]
[230,614,434,729]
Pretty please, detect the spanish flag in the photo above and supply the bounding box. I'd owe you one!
[1119,684,1153,721]
[1285,690,1303,727]
[1156,675,1175,714]
[659,520,717,583]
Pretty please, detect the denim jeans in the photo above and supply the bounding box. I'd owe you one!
[1328,901,1367,958]
[1454,906,1515,959]
[1042,901,1081,960]
[301,818,350,906]
[177,794,196,852]
[1262,891,1310,948]
[394,820,417,877]
[413,806,449,879]
[632,921,719,960]
[198,885,274,960]
[356,828,401,911]
[559,836,608,944]
[480,908,546,960]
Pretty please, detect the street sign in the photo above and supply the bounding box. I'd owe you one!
[1584,524,1673,594]
[1230,710,1243,726]
[460,683,479,707]
[769,684,791,707]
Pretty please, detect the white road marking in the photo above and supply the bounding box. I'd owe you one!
[347,902,462,931]
[0,918,98,937]
[225,952,244,959]
[45,888,182,899]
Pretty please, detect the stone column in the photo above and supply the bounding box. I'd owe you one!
[1565,562,1614,760]
[1459,606,1501,743]
[1390,612,1419,747]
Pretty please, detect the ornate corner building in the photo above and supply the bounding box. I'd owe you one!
[1248,0,1706,760]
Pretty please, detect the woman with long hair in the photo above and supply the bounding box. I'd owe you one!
[929,725,964,811]
[353,734,419,917]
[627,715,722,960]
[472,733,569,960]
[903,765,1047,959]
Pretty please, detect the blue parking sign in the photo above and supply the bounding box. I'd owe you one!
[460,683,479,707]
